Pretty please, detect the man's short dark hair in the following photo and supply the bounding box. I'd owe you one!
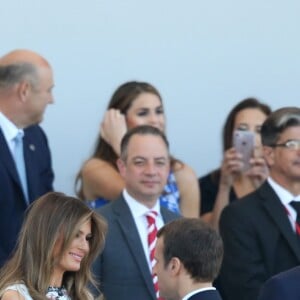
[120,125,169,161]
[157,218,223,282]
[261,107,300,146]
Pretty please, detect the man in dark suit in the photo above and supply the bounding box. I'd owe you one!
[93,125,179,300]
[258,266,300,300]
[219,107,300,300]
[154,218,223,300]
[0,49,54,267]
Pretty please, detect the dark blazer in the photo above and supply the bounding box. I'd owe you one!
[258,266,300,300]
[93,195,180,300]
[188,290,223,300]
[0,125,54,267]
[219,181,300,300]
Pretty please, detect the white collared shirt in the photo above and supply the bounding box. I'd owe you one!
[123,189,164,272]
[268,177,300,231]
[182,287,216,300]
[0,111,23,155]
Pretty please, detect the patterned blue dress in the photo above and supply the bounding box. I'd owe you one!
[87,172,181,214]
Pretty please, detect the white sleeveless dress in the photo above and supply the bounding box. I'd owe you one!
[2,283,71,299]
[2,283,33,300]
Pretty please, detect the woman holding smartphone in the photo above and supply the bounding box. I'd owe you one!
[199,98,271,230]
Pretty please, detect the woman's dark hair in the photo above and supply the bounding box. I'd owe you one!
[222,97,272,152]
[93,81,162,165]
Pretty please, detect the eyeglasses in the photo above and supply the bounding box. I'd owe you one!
[270,139,300,150]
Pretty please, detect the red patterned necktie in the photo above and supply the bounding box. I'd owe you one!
[146,211,162,300]
[290,201,300,237]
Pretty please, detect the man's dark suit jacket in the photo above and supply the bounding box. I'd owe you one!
[188,290,223,300]
[258,266,300,300]
[0,125,54,267]
[93,195,180,300]
[219,181,300,300]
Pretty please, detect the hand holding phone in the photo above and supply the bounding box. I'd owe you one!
[233,130,255,171]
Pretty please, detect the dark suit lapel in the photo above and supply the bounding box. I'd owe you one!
[112,197,156,300]
[23,129,37,200]
[0,129,21,187]
[261,181,300,261]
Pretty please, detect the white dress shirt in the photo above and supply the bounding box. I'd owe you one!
[268,177,300,231]
[0,111,22,155]
[123,189,164,272]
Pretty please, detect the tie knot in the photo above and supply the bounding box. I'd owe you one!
[14,131,24,142]
[146,211,158,225]
[290,201,300,215]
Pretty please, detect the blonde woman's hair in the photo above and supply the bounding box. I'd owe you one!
[0,192,107,300]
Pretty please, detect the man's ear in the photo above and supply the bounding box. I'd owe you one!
[17,80,30,102]
[117,158,126,177]
[168,257,181,276]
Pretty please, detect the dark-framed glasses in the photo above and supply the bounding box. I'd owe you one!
[270,139,300,150]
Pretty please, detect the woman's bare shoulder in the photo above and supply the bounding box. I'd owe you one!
[173,161,197,180]
[1,289,26,300]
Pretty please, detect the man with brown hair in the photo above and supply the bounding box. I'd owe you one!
[154,218,223,300]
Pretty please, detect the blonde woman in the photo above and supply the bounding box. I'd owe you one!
[0,192,107,300]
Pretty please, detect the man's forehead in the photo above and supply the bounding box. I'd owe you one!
[128,134,167,148]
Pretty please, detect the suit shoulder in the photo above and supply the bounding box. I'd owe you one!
[25,124,48,139]
[161,207,181,222]
[95,197,124,219]
[96,202,114,217]
[225,185,265,212]
[221,189,261,224]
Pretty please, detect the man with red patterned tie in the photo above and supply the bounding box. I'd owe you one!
[93,125,179,300]
[219,107,300,300]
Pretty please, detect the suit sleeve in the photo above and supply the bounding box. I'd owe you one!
[39,127,54,191]
[257,276,287,300]
[219,204,267,300]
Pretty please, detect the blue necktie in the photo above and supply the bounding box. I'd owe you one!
[13,131,29,204]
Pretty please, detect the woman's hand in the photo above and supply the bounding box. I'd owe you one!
[246,148,269,188]
[100,109,127,156]
[220,147,244,188]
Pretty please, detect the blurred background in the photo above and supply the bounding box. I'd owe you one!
[1,0,299,195]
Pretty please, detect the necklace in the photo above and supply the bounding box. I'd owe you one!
[46,286,71,299]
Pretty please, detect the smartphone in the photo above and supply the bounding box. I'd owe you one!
[233,130,255,171]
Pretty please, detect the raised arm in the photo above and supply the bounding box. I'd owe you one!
[80,158,125,200]
[174,163,200,218]
[100,109,127,156]
[203,147,242,229]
